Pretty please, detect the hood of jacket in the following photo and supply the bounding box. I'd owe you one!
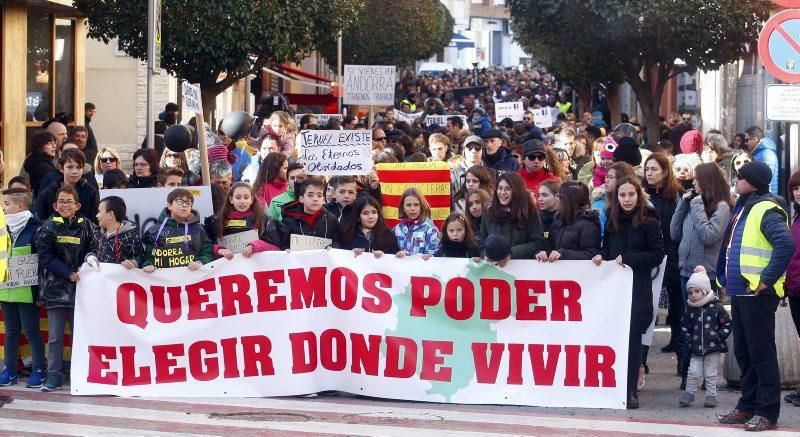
[753,137,777,155]
[576,208,601,227]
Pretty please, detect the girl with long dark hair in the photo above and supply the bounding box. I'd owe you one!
[536,181,600,262]
[340,196,399,256]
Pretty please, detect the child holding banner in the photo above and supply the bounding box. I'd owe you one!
[267,177,340,250]
[208,182,278,259]
[339,196,398,256]
[434,213,480,259]
[85,196,145,269]
[142,188,213,272]
[0,188,46,388]
[393,188,439,259]
[36,186,96,392]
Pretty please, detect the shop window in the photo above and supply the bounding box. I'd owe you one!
[54,19,74,117]
[27,13,52,122]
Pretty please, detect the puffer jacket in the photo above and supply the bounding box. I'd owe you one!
[22,152,57,197]
[752,138,779,194]
[546,208,601,260]
[393,218,439,255]
[0,214,41,303]
[89,220,145,266]
[480,206,546,259]
[266,201,340,250]
[680,294,731,356]
[483,147,520,173]
[142,209,214,267]
[786,208,800,298]
[670,196,729,279]
[36,214,95,308]
[601,211,665,333]
[34,177,100,224]
[434,239,481,258]
[339,227,399,254]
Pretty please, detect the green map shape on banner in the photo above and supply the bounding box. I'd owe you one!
[385,261,514,401]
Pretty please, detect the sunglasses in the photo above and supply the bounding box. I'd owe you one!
[465,145,482,151]
[526,153,546,161]
[374,137,387,142]
[100,157,117,163]
[166,153,182,158]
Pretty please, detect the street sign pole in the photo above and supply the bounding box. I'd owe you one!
[146,0,161,149]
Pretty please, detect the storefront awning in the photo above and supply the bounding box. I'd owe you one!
[448,33,475,50]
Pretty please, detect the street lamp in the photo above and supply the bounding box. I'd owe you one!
[472,62,479,86]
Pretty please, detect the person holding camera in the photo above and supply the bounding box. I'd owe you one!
[670,162,733,389]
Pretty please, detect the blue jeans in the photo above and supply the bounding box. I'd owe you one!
[1,302,46,370]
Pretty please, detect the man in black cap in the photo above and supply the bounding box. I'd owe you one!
[716,161,795,431]
[481,129,519,173]
[451,135,497,193]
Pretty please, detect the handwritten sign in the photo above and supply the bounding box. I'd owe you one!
[532,108,553,129]
[0,254,38,289]
[217,230,259,254]
[183,82,202,115]
[495,101,524,122]
[424,114,467,127]
[394,110,423,124]
[152,246,194,268]
[290,234,333,251]
[297,130,373,176]
[343,65,395,105]
[293,114,343,126]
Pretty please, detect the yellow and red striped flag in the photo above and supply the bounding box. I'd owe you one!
[376,161,451,230]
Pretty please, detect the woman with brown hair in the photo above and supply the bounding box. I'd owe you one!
[452,165,494,215]
[642,152,684,355]
[592,176,664,409]
[480,172,546,265]
[536,181,600,262]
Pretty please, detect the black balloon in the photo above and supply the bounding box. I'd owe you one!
[220,111,255,140]
[612,123,638,139]
[163,124,193,152]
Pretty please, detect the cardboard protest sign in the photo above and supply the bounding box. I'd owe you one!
[73,251,633,409]
[424,114,467,127]
[290,234,333,251]
[293,114,342,126]
[151,246,194,268]
[297,130,373,176]
[343,65,395,105]
[376,161,451,230]
[100,187,213,238]
[218,230,259,254]
[495,101,524,122]
[0,253,38,289]
[532,108,553,129]
[183,83,202,115]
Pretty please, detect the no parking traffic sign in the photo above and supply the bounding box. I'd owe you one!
[759,9,800,83]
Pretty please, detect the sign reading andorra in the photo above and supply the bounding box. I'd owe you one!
[71,250,633,409]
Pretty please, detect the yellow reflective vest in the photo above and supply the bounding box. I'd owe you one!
[739,201,788,297]
[0,209,7,282]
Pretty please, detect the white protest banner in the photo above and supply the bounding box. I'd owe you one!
[297,130,373,176]
[424,114,467,127]
[100,187,213,237]
[0,254,38,289]
[218,230,259,254]
[72,251,633,409]
[290,234,333,251]
[343,65,395,106]
[293,114,343,126]
[183,83,202,115]
[532,108,552,129]
[394,110,424,123]
[495,101,524,122]
[643,257,668,346]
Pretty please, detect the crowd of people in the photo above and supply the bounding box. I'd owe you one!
[0,81,797,432]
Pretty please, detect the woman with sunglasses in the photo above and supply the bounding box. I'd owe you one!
[518,139,561,208]
[93,147,122,188]
[159,147,198,186]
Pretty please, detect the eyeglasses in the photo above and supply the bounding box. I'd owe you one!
[526,153,546,161]
[133,162,149,168]
[523,117,532,122]
[100,157,117,163]
[682,118,691,122]
[173,199,193,207]
[56,199,75,206]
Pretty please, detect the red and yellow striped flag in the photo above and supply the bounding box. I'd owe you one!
[376,161,452,230]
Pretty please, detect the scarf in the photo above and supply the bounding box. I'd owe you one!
[6,210,32,241]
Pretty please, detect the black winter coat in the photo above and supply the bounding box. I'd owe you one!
[39,169,100,195]
[89,220,145,266]
[540,209,556,236]
[34,177,100,224]
[36,214,95,308]
[128,173,158,189]
[434,239,481,258]
[339,227,399,254]
[601,211,665,333]
[681,297,732,356]
[547,208,601,260]
[267,201,340,250]
[23,152,58,197]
